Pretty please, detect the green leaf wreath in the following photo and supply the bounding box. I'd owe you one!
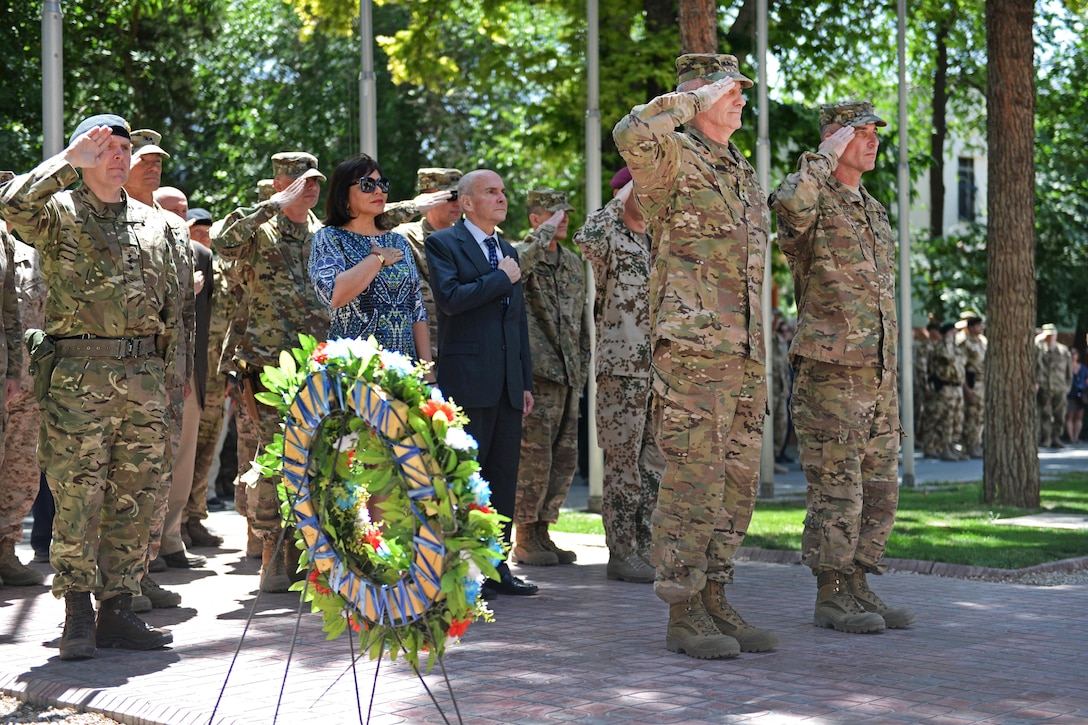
[252,334,506,672]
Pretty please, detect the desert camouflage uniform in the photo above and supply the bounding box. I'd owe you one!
[0,237,41,547]
[392,217,440,360]
[0,229,25,541]
[0,157,179,599]
[771,331,791,454]
[770,142,900,576]
[930,336,966,458]
[958,331,986,456]
[512,216,590,527]
[213,201,327,540]
[614,83,768,604]
[1037,339,1072,447]
[573,195,663,559]
[913,335,932,452]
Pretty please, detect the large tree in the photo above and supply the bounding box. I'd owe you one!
[983,0,1039,507]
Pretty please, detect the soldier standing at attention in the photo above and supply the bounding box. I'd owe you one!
[0,114,180,659]
[573,169,664,584]
[1036,323,1072,448]
[614,54,778,659]
[931,321,967,460]
[213,152,329,592]
[957,313,987,458]
[510,188,589,567]
[920,320,944,458]
[771,100,914,635]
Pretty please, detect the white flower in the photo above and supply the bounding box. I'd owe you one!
[333,431,359,453]
[378,349,414,376]
[429,388,446,402]
[444,426,478,452]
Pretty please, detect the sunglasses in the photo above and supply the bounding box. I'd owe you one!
[355,176,391,194]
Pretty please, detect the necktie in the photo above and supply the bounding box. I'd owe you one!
[485,237,509,313]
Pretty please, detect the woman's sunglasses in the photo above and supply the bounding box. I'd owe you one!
[356,176,391,194]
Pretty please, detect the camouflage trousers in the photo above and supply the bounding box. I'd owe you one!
[934,384,964,454]
[235,387,284,541]
[597,374,664,559]
[146,391,184,564]
[920,391,941,456]
[649,343,766,604]
[38,356,169,599]
[961,381,985,454]
[772,380,789,453]
[186,380,227,524]
[791,358,901,575]
[0,388,42,544]
[514,377,580,526]
[1038,388,1067,446]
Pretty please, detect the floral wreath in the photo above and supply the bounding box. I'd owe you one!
[254,334,506,672]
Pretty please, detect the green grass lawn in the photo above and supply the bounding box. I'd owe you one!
[555,473,1088,570]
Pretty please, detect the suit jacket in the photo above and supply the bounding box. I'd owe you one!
[425,219,532,410]
[191,240,214,409]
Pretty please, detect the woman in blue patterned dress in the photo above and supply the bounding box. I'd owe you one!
[309,154,431,366]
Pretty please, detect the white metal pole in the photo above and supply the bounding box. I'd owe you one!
[359,0,377,159]
[42,1,64,159]
[585,0,604,513]
[898,0,916,487]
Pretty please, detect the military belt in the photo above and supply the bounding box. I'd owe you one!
[54,335,157,359]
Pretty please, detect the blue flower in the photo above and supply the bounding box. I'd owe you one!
[467,472,492,506]
[463,577,481,604]
[485,538,504,567]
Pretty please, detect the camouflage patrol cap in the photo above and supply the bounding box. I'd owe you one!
[68,113,131,147]
[675,53,754,89]
[257,179,275,202]
[271,152,326,182]
[819,100,888,129]
[527,188,575,213]
[0,171,14,185]
[130,128,170,158]
[417,167,463,193]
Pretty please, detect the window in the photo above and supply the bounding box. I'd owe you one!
[958,157,977,222]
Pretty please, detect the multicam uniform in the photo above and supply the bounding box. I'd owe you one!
[770,144,900,576]
[512,219,590,531]
[930,334,966,459]
[573,196,664,561]
[1037,338,1072,447]
[0,157,179,600]
[958,330,987,457]
[615,86,768,603]
[0,232,31,552]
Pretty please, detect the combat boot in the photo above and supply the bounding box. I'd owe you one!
[666,594,740,659]
[536,523,576,565]
[0,538,45,586]
[260,539,292,593]
[700,581,779,652]
[186,519,224,548]
[606,552,655,583]
[814,570,886,633]
[846,569,915,629]
[246,523,262,559]
[512,523,558,566]
[96,594,173,650]
[939,447,959,462]
[141,576,182,608]
[59,591,96,660]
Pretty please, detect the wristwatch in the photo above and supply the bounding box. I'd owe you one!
[370,249,385,265]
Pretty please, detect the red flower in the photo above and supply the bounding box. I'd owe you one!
[346,450,355,466]
[308,568,332,595]
[348,615,362,633]
[311,342,329,364]
[447,618,471,638]
[468,503,492,514]
[364,530,383,550]
[420,399,457,422]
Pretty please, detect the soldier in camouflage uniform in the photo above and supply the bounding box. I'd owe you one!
[391,168,463,361]
[0,114,179,659]
[573,169,664,584]
[1036,323,1072,448]
[213,151,329,592]
[771,313,792,467]
[956,313,986,458]
[614,54,777,659]
[930,321,967,460]
[511,189,590,567]
[771,100,914,635]
[920,321,943,457]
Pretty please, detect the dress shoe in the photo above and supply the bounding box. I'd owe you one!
[161,549,207,569]
[482,563,538,597]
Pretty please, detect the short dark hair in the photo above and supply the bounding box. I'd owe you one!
[323,153,383,227]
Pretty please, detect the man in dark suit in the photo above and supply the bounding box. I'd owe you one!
[426,169,538,597]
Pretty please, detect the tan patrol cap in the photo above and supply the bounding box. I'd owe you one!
[271,152,326,182]
[130,129,171,158]
[417,167,463,193]
[527,188,575,213]
[819,100,888,128]
[676,53,753,88]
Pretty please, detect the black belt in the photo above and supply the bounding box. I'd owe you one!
[55,335,157,359]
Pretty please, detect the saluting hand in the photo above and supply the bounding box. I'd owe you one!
[63,126,115,170]
[819,126,855,159]
[698,77,737,106]
[269,176,309,209]
[413,190,454,212]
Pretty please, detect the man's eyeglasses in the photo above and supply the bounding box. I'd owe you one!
[356,176,391,194]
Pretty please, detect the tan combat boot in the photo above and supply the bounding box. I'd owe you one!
[260,538,292,593]
[96,594,173,650]
[666,595,741,659]
[814,570,886,633]
[512,523,558,566]
[0,538,45,586]
[59,591,96,660]
[847,569,915,629]
[701,581,779,652]
[536,522,576,565]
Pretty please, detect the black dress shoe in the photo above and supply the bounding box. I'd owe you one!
[483,564,539,597]
[161,550,207,568]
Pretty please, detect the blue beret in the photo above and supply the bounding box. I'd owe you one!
[68,114,131,147]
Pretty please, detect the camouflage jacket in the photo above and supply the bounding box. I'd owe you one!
[613,88,767,361]
[378,200,420,231]
[212,201,328,372]
[514,223,590,389]
[770,151,897,372]
[0,157,179,380]
[155,201,196,393]
[930,337,965,386]
[11,238,43,389]
[0,229,22,381]
[392,216,439,360]
[913,337,932,393]
[1036,341,1072,393]
[956,332,986,384]
[573,196,652,379]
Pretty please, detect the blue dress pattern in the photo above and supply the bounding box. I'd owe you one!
[308,227,427,358]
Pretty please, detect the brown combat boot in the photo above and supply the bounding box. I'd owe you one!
[96,594,173,650]
[260,538,292,592]
[59,591,96,660]
[186,519,224,548]
[512,523,558,566]
[814,570,886,634]
[141,576,182,609]
[0,538,45,586]
[666,595,740,659]
[846,569,916,629]
[536,523,576,565]
[700,581,779,652]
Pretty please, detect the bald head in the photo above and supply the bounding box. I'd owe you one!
[154,186,188,220]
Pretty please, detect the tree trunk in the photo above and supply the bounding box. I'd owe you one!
[929,20,950,239]
[679,0,717,54]
[983,0,1039,507]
